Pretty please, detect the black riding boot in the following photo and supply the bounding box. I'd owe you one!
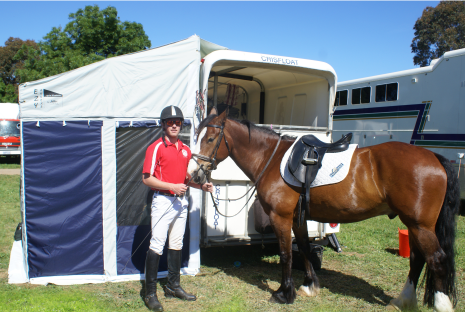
[145,249,163,311]
[163,249,196,301]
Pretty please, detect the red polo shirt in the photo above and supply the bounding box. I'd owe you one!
[142,137,192,194]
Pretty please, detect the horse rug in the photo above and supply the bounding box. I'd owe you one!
[280,136,358,188]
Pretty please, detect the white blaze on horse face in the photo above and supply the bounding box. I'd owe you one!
[187,128,207,176]
[434,292,454,312]
[388,277,417,311]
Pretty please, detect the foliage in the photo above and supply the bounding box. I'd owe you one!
[411,1,465,67]
[0,37,38,103]
[15,5,151,84]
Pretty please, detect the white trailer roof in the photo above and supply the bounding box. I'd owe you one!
[18,35,227,120]
[202,50,338,112]
[0,103,19,119]
[338,47,465,87]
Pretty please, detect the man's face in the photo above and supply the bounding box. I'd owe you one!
[164,118,182,138]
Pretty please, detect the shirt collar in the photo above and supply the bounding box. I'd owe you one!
[164,137,183,147]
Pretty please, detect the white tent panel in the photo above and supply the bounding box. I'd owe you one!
[19,36,209,120]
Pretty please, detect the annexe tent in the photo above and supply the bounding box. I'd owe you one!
[9,35,227,285]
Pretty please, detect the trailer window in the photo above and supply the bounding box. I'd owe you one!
[351,87,371,104]
[334,90,348,106]
[376,83,398,102]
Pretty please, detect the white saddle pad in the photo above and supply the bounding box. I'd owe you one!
[280,137,358,188]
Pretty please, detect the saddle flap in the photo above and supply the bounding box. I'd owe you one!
[287,139,309,183]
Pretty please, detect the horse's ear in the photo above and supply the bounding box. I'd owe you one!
[209,106,218,116]
[219,105,229,122]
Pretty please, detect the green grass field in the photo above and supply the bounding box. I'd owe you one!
[0,175,463,311]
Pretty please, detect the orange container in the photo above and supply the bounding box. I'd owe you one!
[398,228,410,258]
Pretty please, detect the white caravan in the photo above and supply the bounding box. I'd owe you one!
[199,50,341,247]
[333,48,465,199]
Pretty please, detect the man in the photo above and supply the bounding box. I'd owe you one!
[142,105,213,311]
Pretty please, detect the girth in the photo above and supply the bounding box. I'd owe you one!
[287,133,352,226]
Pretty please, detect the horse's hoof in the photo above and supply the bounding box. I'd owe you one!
[297,285,319,297]
[269,293,286,304]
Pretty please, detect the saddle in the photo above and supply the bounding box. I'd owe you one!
[287,133,353,226]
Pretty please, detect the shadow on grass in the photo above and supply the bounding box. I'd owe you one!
[201,244,394,307]
[385,248,399,256]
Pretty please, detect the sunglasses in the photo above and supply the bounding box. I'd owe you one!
[165,119,182,127]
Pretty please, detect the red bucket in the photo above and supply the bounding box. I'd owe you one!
[398,228,410,258]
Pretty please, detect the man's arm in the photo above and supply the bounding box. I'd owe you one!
[142,173,187,196]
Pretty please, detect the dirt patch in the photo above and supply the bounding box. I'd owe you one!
[341,252,365,258]
[0,169,20,175]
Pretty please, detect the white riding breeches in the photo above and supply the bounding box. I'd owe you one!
[149,194,188,255]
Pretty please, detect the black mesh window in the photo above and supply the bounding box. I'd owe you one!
[116,125,191,226]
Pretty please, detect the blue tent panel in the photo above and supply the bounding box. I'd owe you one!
[23,121,104,278]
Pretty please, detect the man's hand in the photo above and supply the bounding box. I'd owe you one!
[171,183,188,196]
[201,182,214,193]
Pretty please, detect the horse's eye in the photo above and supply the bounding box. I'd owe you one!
[207,137,214,143]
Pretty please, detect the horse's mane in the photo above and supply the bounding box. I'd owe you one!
[196,114,294,141]
[238,119,295,141]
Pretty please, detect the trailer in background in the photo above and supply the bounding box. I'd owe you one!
[0,103,20,157]
[333,48,465,199]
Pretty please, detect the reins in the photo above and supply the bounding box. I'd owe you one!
[191,120,282,218]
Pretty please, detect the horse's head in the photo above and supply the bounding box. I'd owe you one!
[188,108,231,184]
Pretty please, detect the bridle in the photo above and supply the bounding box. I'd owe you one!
[191,119,230,175]
[190,119,281,217]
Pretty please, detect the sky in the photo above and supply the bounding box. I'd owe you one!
[0,1,440,82]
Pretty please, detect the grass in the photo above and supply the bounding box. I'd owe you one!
[0,175,464,311]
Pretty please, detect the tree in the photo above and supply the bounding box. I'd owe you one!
[0,37,38,102]
[411,1,465,67]
[16,5,151,83]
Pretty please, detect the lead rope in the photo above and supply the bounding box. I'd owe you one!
[209,135,282,218]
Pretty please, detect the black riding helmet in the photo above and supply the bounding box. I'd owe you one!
[160,105,184,121]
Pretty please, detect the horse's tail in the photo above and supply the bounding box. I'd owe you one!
[424,153,460,307]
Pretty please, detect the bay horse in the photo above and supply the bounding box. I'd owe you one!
[187,109,459,312]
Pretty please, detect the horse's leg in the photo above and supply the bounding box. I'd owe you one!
[411,227,454,312]
[292,221,320,297]
[269,212,297,304]
[390,226,454,312]
[388,232,424,311]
